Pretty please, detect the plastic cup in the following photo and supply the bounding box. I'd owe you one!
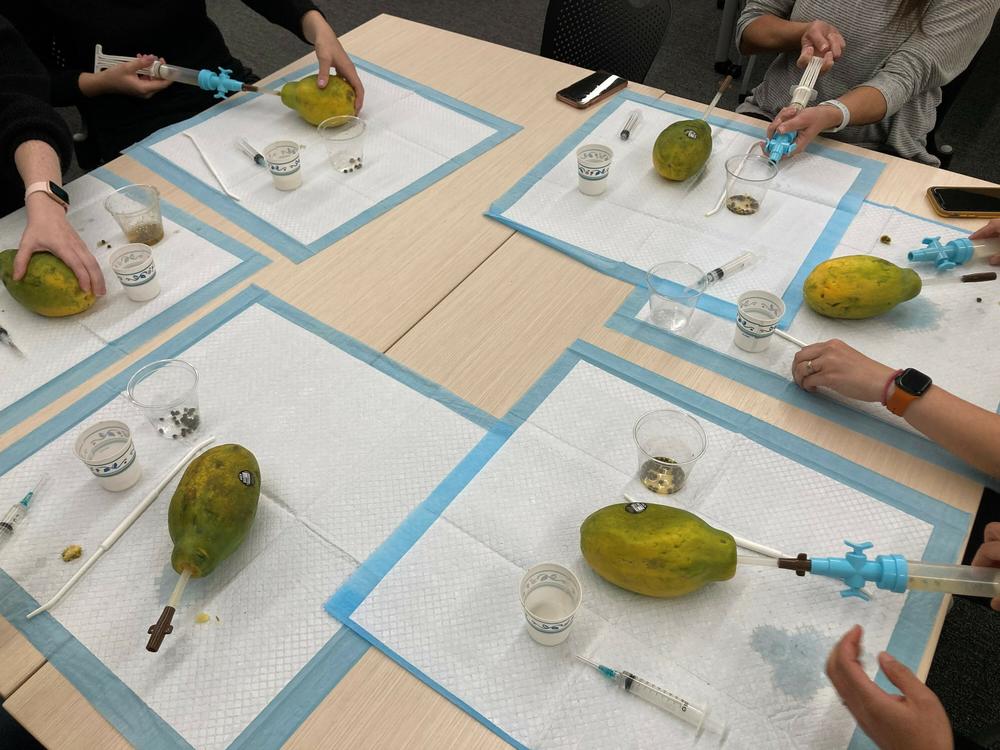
[103,185,164,245]
[734,290,785,352]
[577,143,613,196]
[265,140,302,191]
[110,243,160,302]
[724,154,777,216]
[318,116,366,174]
[519,563,582,646]
[126,359,201,440]
[646,261,707,332]
[633,410,707,495]
[74,420,142,492]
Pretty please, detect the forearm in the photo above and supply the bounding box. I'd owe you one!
[740,15,809,55]
[301,9,333,44]
[838,86,887,126]
[903,387,1000,477]
[14,140,64,188]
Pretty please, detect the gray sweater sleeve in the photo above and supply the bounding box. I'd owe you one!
[736,0,796,49]
[863,0,999,116]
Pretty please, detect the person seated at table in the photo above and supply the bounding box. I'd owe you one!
[736,0,1000,165]
[1,14,104,294]
[6,2,365,169]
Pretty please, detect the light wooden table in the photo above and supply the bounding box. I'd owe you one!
[2,13,994,750]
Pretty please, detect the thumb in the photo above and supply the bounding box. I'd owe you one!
[12,248,30,281]
[971,539,1000,567]
[989,254,1000,266]
[878,652,926,698]
[316,58,331,88]
[123,55,155,74]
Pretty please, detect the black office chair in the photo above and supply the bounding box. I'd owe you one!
[927,48,984,170]
[540,0,673,83]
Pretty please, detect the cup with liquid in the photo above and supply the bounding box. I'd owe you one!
[74,420,142,492]
[103,185,164,245]
[519,563,582,646]
[633,410,707,495]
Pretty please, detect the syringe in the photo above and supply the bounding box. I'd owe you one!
[704,251,757,285]
[907,236,1000,271]
[0,474,48,550]
[576,655,729,743]
[93,45,257,99]
[764,56,823,164]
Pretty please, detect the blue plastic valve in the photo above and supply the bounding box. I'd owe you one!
[907,236,975,271]
[807,540,908,601]
[765,131,798,164]
[197,67,244,100]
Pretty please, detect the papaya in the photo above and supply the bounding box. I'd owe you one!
[803,255,922,320]
[280,74,356,125]
[0,249,96,317]
[168,444,261,578]
[652,119,712,181]
[580,502,736,598]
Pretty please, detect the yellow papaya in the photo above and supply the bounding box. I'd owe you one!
[168,444,261,578]
[0,249,95,317]
[580,502,736,598]
[280,74,356,125]
[803,255,921,319]
[652,119,712,181]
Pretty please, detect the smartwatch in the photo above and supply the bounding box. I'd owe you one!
[25,181,70,211]
[885,368,932,417]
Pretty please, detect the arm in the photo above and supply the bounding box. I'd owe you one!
[737,0,844,70]
[765,86,888,152]
[791,340,1000,477]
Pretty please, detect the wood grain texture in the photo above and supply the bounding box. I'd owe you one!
[0,616,42,699]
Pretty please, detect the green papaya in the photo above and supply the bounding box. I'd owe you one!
[280,74,356,125]
[652,119,712,181]
[803,255,922,319]
[168,444,261,578]
[580,502,736,597]
[0,249,96,317]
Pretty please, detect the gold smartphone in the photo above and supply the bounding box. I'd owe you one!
[556,71,628,109]
[926,186,1000,218]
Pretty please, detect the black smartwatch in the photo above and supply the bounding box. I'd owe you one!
[886,368,932,417]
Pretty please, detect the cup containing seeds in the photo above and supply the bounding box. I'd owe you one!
[318,116,366,174]
[632,410,707,495]
[103,184,165,245]
[125,359,201,440]
[724,154,776,216]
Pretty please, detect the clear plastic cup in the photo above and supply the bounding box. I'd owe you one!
[318,116,367,174]
[633,410,707,495]
[126,359,201,440]
[734,290,785,352]
[110,243,160,302]
[577,143,613,196]
[519,563,582,646]
[646,261,707,332]
[103,185,164,245]
[265,140,302,191]
[74,420,142,492]
[725,155,777,216]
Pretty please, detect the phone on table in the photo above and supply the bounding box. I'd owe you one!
[556,70,627,109]
[926,186,1000,218]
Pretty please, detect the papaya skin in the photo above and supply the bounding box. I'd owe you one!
[280,74,356,125]
[803,255,922,320]
[581,503,736,598]
[168,445,260,578]
[0,249,96,317]
[652,120,713,181]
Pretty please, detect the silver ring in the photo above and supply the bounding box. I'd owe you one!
[805,360,814,374]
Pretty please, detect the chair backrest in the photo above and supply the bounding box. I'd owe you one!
[540,0,673,83]
[927,47,985,169]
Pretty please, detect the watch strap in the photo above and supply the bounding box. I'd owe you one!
[25,181,68,210]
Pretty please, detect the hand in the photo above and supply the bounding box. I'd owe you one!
[792,339,895,401]
[16,194,106,295]
[80,55,173,99]
[301,10,365,113]
[827,626,953,750]
[969,219,1000,265]
[971,522,1000,611]
[765,104,843,155]
[799,20,845,71]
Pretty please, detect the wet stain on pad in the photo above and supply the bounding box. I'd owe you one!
[750,624,833,699]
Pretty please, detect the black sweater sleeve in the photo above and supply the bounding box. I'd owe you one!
[240,0,322,43]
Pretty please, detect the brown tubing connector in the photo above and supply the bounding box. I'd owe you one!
[777,553,812,576]
[961,272,997,283]
[146,606,176,652]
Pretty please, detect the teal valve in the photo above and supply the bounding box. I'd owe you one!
[807,541,908,601]
[765,131,797,164]
[907,236,975,271]
[197,67,244,100]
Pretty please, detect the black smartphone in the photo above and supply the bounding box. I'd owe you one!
[927,186,1000,218]
[556,70,628,109]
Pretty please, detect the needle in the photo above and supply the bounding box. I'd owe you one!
[0,325,24,356]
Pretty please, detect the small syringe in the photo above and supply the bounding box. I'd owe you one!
[704,251,757,285]
[576,655,729,743]
[0,474,48,550]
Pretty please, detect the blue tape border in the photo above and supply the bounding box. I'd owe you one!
[485,89,884,326]
[0,168,268,437]
[126,57,522,264]
[0,284,499,749]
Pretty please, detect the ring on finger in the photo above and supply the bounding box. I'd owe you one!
[805,360,815,374]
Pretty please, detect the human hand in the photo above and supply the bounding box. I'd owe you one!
[791,339,895,401]
[827,625,953,750]
[16,194,106,295]
[799,21,845,71]
[301,10,365,113]
[969,219,1000,265]
[971,522,1000,611]
[765,104,843,155]
[81,55,173,99]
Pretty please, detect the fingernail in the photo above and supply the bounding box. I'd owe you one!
[880,651,895,664]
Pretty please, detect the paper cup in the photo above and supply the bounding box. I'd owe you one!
[734,291,785,352]
[74,420,142,492]
[110,243,160,302]
[519,563,582,645]
[265,140,302,191]
[577,144,613,196]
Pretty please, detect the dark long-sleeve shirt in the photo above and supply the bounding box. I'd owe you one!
[0,14,73,216]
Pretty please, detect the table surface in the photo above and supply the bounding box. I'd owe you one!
[1,13,993,750]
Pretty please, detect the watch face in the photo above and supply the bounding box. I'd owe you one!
[49,181,69,205]
[897,368,932,396]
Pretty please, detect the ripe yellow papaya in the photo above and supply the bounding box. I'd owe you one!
[580,502,736,598]
[803,255,921,319]
[280,74,356,125]
[168,444,261,578]
[652,119,712,181]
[0,249,96,317]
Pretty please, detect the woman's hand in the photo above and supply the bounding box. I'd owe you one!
[792,339,895,401]
[971,522,1000,611]
[301,10,365,113]
[827,626,953,750]
[79,55,173,99]
[765,103,845,156]
[17,194,106,295]
[799,21,845,71]
[969,219,1000,265]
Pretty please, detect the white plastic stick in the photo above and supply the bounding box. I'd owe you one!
[25,436,215,620]
[168,568,192,609]
[772,328,809,348]
[737,555,779,567]
[182,133,240,201]
[706,142,758,217]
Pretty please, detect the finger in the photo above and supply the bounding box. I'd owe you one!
[989,254,1000,266]
[12,246,33,281]
[877,652,928,700]
[123,55,156,73]
[830,34,845,59]
[971,540,1000,567]
[969,223,1000,240]
[985,522,1000,543]
[59,249,92,294]
[316,55,332,88]
[820,51,835,74]
[797,45,814,69]
[77,242,106,296]
[352,80,365,113]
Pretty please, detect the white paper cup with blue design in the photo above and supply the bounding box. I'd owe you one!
[110,243,160,302]
[734,290,785,353]
[519,563,582,645]
[577,143,613,196]
[265,140,302,191]
[74,420,142,492]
